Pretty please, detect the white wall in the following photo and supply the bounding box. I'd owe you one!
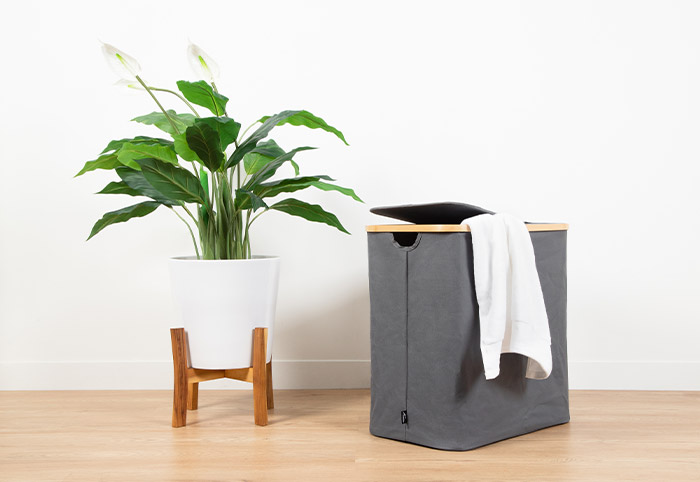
[1,0,698,390]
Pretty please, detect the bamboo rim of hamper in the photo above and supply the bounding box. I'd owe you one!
[366,223,569,233]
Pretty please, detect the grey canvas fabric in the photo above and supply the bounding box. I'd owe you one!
[367,230,569,451]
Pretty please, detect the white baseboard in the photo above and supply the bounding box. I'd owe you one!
[0,360,371,390]
[1,360,698,390]
[568,361,700,390]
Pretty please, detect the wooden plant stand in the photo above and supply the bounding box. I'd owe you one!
[169,327,273,428]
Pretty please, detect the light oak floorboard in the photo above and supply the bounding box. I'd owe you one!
[1,390,698,481]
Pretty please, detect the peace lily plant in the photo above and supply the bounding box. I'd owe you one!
[77,43,361,260]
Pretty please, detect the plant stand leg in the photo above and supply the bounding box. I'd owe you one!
[170,328,188,428]
[253,327,268,426]
[170,326,273,427]
[266,361,274,409]
[188,382,199,410]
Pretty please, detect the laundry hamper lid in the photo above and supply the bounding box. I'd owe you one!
[370,202,494,224]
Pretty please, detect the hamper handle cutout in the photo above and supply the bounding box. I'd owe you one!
[392,232,421,249]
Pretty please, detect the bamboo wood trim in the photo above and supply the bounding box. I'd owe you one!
[366,223,569,233]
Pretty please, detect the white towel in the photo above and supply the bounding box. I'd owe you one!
[462,213,552,380]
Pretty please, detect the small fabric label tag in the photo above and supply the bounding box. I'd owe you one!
[401,410,408,424]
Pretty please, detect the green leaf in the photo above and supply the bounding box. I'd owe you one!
[132,110,196,136]
[270,198,350,234]
[247,177,363,208]
[227,144,254,169]
[116,167,178,205]
[227,110,302,169]
[173,134,201,162]
[185,123,224,171]
[96,181,141,197]
[249,139,286,158]
[254,175,333,199]
[237,175,327,210]
[258,110,348,145]
[195,117,241,150]
[117,142,178,170]
[243,139,285,175]
[243,153,270,175]
[235,189,268,212]
[87,201,161,240]
[136,158,206,204]
[245,147,316,190]
[226,143,256,170]
[101,136,173,154]
[310,180,363,202]
[176,80,228,116]
[75,153,120,177]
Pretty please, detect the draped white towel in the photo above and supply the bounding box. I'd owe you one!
[462,213,552,380]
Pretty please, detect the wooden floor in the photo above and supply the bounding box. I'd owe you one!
[1,390,699,481]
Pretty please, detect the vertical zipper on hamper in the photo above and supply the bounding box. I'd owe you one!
[404,249,409,440]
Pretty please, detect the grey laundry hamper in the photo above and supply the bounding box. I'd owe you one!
[366,222,570,451]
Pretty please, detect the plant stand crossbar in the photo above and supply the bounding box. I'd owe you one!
[170,327,273,427]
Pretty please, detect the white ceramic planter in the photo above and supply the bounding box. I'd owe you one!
[169,256,280,369]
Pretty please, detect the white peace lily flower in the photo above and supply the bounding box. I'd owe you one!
[187,42,220,83]
[101,42,142,80]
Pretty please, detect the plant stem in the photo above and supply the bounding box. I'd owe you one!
[138,84,200,182]
[168,206,200,259]
[248,208,267,228]
[242,209,250,255]
[190,161,201,181]
[135,75,180,135]
[181,204,199,227]
[243,207,266,258]
[211,82,228,117]
[238,120,259,143]
[211,174,219,258]
[148,86,200,117]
